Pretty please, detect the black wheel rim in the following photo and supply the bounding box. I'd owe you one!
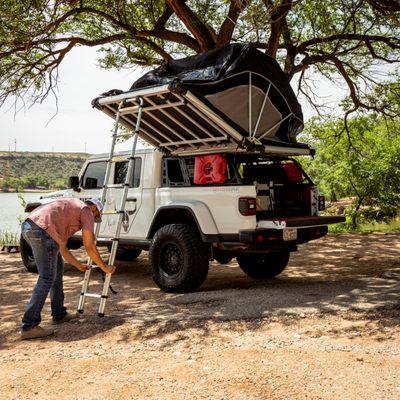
[160,243,183,277]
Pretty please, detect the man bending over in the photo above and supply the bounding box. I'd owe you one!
[20,198,115,340]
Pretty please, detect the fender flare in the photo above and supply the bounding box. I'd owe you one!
[147,201,219,242]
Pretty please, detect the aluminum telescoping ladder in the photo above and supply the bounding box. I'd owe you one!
[77,97,144,317]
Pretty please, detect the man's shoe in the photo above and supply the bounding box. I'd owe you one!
[21,325,54,340]
[51,312,79,325]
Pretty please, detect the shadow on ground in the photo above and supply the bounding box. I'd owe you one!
[0,232,399,348]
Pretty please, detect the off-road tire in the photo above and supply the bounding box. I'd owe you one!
[213,251,233,265]
[20,234,38,273]
[149,224,209,293]
[115,248,142,262]
[237,251,290,279]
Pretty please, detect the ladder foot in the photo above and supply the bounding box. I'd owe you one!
[98,313,105,318]
[77,309,84,314]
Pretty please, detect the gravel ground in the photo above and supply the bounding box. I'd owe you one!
[0,232,399,399]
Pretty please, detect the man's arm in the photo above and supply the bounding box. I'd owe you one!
[82,229,116,274]
[59,246,89,272]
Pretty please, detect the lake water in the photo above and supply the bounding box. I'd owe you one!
[0,192,44,235]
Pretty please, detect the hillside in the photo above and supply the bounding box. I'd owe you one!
[0,151,89,189]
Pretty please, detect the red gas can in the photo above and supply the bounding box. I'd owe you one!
[194,154,227,185]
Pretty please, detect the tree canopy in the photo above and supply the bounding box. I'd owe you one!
[300,86,400,229]
[1,0,399,119]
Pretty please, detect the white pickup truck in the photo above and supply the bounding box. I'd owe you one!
[21,44,345,292]
[21,148,344,292]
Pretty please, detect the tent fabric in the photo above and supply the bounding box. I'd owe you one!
[131,43,304,145]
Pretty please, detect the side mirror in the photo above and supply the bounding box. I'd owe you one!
[69,176,80,192]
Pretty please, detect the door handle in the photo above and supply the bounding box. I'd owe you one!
[126,197,137,215]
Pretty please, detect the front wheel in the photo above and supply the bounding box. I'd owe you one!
[149,224,209,293]
[237,251,290,279]
[20,234,38,273]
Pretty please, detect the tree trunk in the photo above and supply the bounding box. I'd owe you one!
[351,197,364,230]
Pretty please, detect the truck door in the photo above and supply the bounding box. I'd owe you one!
[101,157,143,238]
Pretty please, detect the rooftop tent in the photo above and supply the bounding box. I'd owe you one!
[93,43,308,155]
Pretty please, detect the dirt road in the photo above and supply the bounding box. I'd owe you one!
[1,233,399,399]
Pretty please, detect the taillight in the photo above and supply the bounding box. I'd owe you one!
[318,195,325,211]
[239,197,256,216]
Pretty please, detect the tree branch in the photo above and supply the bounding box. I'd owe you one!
[297,33,400,53]
[366,0,400,14]
[138,29,200,52]
[217,0,250,47]
[264,0,293,57]
[154,4,173,30]
[166,0,216,51]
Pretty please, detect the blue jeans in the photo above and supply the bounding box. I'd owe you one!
[21,220,67,331]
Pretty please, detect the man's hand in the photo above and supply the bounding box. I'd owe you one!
[76,263,89,272]
[82,229,112,273]
[104,265,116,274]
[60,246,89,272]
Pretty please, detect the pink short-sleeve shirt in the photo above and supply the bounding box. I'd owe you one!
[27,198,94,247]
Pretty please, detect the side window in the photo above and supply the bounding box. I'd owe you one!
[162,158,190,187]
[82,161,107,189]
[114,158,142,187]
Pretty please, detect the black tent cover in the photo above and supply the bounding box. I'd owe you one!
[130,43,304,145]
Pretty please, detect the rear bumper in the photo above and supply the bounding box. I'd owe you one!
[214,226,326,253]
[256,215,345,229]
[239,225,328,246]
[239,215,345,246]
[215,216,345,253]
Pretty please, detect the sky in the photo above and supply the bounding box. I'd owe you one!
[0,46,347,154]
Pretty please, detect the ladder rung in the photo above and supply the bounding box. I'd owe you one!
[82,293,102,299]
[108,155,135,162]
[111,155,128,162]
[104,183,129,189]
[102,210,124,215]
[113,133,134,139]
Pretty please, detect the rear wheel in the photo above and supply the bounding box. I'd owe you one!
[20,234,38,273]
[149,224,209,293]
[237,251,290,279]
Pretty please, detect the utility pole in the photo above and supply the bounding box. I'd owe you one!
[14,138,17,152]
